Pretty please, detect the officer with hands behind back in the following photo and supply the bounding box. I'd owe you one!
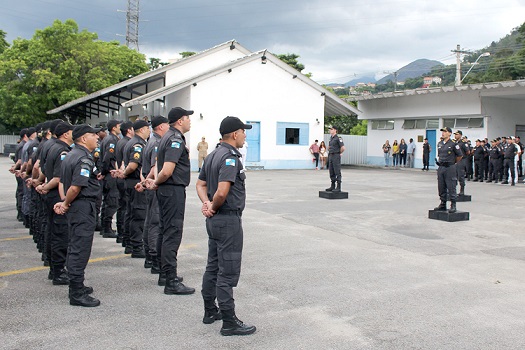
[434,127,463,214]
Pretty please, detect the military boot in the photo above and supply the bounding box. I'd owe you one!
[150,256,160,274]
[144,252,152,268]
[131,246,145,259]
[448,201,457,213]
[333,181,341,193]
[220,309,256,336]
[95,215,102,232]
[52,268,70,285]
[434,201,447,211]
[69,284,100,307]
[158,272,167,286]
[203,300,222,324]
[164,271,194,295]
[459,185,465,196]
[325,182,335,192]
[101,222,117,238]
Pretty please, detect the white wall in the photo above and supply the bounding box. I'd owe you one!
[483,97,525,138]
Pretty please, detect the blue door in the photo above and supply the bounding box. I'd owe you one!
[246,121,260,162]
[426,129,436,167]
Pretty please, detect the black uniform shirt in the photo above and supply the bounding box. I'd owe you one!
[437,139,462,164]
[489,146,501,160]
[504,143,517,159]
[29,138,42,163]
[157,126,190,186]
[60,144,100,200]
[45,139,71,193]
[198,142,246,212]
[473,145,485,160]
[122,135,147,180]
[142,132,161,178]
[115,136,131,169]
[456,140,469,157]
[100,133,119,175]
[39,137,57,178]
[423,143,431,155]
[328,134,344,154]
[14,140,26,162]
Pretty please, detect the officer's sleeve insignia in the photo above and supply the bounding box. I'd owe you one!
[94,151,100,157]
[133,145,143,152]
[80,168,90,177]
[225,158,236,166]
[154,146,158,153]
[171,141,181,149]
[455,145,460,149]
[339,137,343,142]
[109,148,114,153]
[60,151,68,161]
[33,147,38,152]
[133,152,141,160]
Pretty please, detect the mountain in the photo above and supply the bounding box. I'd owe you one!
[376,59,444,85]
[344,76,376,87]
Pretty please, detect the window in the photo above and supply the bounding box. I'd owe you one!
[402,119,439,129]
[285,128,300,144]
[276,122,309,145]
[442,117,484,129]
[371,120,394,130]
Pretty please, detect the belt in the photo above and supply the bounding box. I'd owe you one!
[217,209,242,216]
[504,157,514,160]
[76,196,97,202]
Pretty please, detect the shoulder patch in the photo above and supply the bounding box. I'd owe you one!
[133,152,141,160]
[80,168,90,177]
[171,141,181,149]
[133,145,143,152]
[60,151,68,161]
[109,143,115,148]
[455,145,460,149]
[225,158,236,166]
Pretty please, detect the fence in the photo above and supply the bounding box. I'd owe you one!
[323,134,367,165]
[1,135,19,157]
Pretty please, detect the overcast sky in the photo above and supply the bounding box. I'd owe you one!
[2,0,525,84]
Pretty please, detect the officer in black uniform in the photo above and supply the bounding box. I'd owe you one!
[114,121,134,248]
[150,107,195,295]
[99,119,121,238]
[142,116,169,274]
[499,137,507,182]
[453,130,469,194]
[92,131,103,232]
[487,139,501,183]
[326,125,345,193]
[37,122,74,285]
[11,129,29,222]
[516,135,524,177]
[54,124,101,307]
[482,139,490,180]
[120,120,150,258]
[472,139,485,182]
[502,137,518,185]
[435,127,462,213]
[196,116,256,336]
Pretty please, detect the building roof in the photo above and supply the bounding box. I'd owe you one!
[46,40,251,117]
[121,50,361,117]
[348,80,525,101]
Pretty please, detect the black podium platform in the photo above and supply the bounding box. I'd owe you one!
[447,194,472,202]
[428,209,469,222]
[319,191,348,199]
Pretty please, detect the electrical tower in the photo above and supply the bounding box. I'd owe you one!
[126,0,140,51]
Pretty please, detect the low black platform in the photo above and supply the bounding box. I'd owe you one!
[319,190,348,199]
[428,209,469,222]
[448,194,472,202]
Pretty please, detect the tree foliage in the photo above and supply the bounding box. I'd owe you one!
[0,30,8,54]
[148,57,169,70]
[180,51,196,58]
[0,19,149,128]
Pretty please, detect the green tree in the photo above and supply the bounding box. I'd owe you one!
[276,53,305,72]
[350,120,367,135]
[324,115,359,134]
[148,57,169,70]
[0,30,8,54]
[180,51,196,58]
[0,19,149,128]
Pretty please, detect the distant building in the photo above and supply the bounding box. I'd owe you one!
[423,76,442,85]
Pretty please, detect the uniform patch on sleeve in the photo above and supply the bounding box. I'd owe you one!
[33,147,38,152]
[133,152,140,160]
[154,146,158,153]
[455,145,460,149]
[109,143,115,148]
[134,146,142,152]
[60,152,68,161]
[80,168,90,177]
[225,158,236,166]
[171,142,181,149]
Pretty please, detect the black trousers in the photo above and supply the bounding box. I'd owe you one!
[144,190,160,256]
[157,185,186,274]
[504,158,516,183]
[66,200,96,286]
[489,159,500,181]
[456,158,467,187]
[126,180,147,249]
[101,177,119,227]
[474,159,484,180]
[201,212,243,312]
[437,164,457,202]
[16,176,23,216]
[519,155,523,176]
[116,179,127,236]
[423,153,430,168]
[45,190,68,272]
[313,153,319,167]
[328,154,342,183]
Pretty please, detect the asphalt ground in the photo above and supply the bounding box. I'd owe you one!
[1,156,525,350]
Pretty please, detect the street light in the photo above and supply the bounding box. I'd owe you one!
[460,52,490,84]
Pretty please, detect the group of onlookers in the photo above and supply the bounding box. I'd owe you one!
[309,140,328,169]
[382,138,416,168]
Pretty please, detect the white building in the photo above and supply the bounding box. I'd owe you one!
[48,40,359,170]
[352,81,525,168]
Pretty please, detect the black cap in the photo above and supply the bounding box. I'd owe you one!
[168,107,193,123]
[328,125,340,131]
[107,119,122,131]
[97,125,107,132]
[475,139,481,142]
[219,116,252,136]
[19,128,28,138]
[54,123,74,137]
[73,124,101,140]
[454,130,462,135]
[133,120,150,130]
[502,136,507,139]
[440,127,452,133]
[423,138,428,140]
[26,127,36,137]
[151,116,168,129]
[120,121,133,136]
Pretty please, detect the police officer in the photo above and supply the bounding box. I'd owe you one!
[435,127,462,213]
[114,121,134,248]
[196,116,256,336]
[472,139,485,182]
[119,120,150,258]
[37,122,74,285]
[453,130,469,194]
[54,124,101,307]
[487,139,501,183]
[141,116,170,274]
[516,135,524,177]
[99,119,122,238]
[10,128,29,221]
[502,136,518,185]
[148,107,195,295]
[326,125,345,192]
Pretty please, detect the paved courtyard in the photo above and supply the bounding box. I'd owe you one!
[1,156,524,350]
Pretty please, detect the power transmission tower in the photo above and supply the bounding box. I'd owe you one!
[126,0,140,51]
[452,44,470,86]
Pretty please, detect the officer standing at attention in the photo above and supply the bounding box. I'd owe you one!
[435,127,463,213]
[54,125,101,307]
[197,136,209,172]
[453,130,469,195]
[326,125,345,193]
[147,107,195,295]
[99,119,122,239]
[196,116,256,336]
[472,139,485,182]
[118,120,151,258]
[502,136,518,185]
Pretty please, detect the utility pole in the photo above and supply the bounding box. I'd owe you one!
[126,0,140,51]
[452,44,470,86]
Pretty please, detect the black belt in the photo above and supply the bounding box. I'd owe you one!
[328,152,340,155]
[504,157,514,160]
[217,209,242,216]
[76,196,97,202]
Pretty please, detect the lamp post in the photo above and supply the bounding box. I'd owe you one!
[460,52,490,85]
